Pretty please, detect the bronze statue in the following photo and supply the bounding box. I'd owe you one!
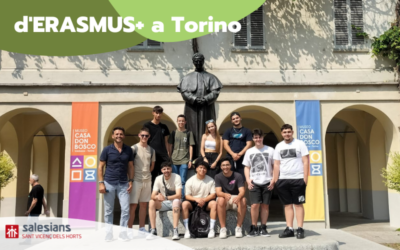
[177,53,223,158]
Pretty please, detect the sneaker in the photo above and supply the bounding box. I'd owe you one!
[247,225,258,237]
[296,227,305,239]
[259,225,271,237]
[105,232,113,242]
[146,228,157,240]
[208,228,215,238]
[172,228,180,240]
[235,226,243,238]
[219,227,227,239]
[279,227,295,238]
[127,231,134,240]
[184,229,191,239]
[139,227,148,233]
[118,231,129,241]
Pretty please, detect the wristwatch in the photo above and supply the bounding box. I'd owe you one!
[98,181,104,184]
[129,179,134,183]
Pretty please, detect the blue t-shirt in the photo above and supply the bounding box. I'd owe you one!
[222,127,253,156]
[100,144,134,185]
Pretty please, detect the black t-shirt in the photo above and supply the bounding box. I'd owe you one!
[27,184,44,215]
[222,127,253,156]
[215,172,244,195]
[144,121,170,159]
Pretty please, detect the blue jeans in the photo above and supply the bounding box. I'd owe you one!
[172,164,188,199]
[104,181,130,233]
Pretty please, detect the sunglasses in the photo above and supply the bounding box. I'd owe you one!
[205,119,214,125]
[139,134,149,138]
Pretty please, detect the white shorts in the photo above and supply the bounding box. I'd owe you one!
[130,180,151,204]
[217,195,239,211]
[158,200,182,212]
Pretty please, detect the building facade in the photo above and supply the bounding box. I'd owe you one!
[0,0,399,228]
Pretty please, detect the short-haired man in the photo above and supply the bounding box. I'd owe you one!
[144,106,171,187]
[215,158,246,239]
[182,160,217,239]
[128,127,156,236]
[147,161,182,240]
[273,124,309,239]
[222,112,253,178]
[168,114,195,199]
[243,129,275,237]
[25,174,49,216]
[98,127,134,242]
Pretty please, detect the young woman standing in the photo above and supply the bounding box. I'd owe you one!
[200,120,223,178]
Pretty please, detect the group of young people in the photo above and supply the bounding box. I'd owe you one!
[98,106,310,242]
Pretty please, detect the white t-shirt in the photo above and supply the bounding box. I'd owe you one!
[185,175,215,198]
[153,173,182,197]
[242,146,275,185]
[273,139,309,179]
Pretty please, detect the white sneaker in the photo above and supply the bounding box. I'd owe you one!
[219,227,227,239]
[208,228,215,238]
[127,230,134,240]
[146,233,155,240]
[172,228,180,240]
[184,229,191,239]
[235,227,243,238]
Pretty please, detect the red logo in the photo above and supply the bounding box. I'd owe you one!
[5,225,19,239]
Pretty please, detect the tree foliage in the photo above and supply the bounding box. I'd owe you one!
[382,152,400,193]
[0,150,16,191]
[371,25,400,66]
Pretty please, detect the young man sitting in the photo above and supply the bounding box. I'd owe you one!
[215,157,247,238]
[182,160,217,239]
[147,162,182,240]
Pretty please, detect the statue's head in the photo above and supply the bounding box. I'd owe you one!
[192,53,205,72]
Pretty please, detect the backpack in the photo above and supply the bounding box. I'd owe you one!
[132,144,154,168]
[189,206,210,238]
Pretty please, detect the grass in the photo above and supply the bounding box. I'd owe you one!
[382,243,400,250]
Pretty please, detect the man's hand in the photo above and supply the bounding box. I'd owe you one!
[225,193,232,201]
[25,211,30,216]
[210,163,216,169]
[127,182,132,193]
[157,193,165,202]
[268,180,275,191]
[203,157,209,163]
[247,179,254,190]
[99,183,106,194]
[195,198,205,207]
[232,153,241,161]
[232,196,240,204]
[188,161,192,169]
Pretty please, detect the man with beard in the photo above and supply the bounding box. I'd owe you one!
[98,127,134,242]
[243,129,275,237]
[215,158,246,238]
[147,162,182,240]
[222,112,253,178]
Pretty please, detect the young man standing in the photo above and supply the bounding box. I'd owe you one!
[243,129,275,237]
[215,158,246,239]
[182,160,217,239]
[98,127,134,242]
[273,124,309,239]
[144,106,170,187]
[147,162,182,240]
[128,127,155,236]
[168,114,195,199]
[222,112,253,178]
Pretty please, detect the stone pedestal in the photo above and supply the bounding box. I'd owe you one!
[155,206,252,237]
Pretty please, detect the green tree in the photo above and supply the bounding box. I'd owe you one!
[0,150,16,199]
[382,152,400,193]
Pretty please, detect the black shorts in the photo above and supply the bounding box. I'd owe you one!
[249,182,272,205]
[276,179,306,205]
[189,200,210,211]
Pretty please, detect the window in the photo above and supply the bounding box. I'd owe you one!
[234,5,264,48]
[334,0,365,47]
[127,39,162,51]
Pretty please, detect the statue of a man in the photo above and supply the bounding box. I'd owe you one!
[177,53,223,158]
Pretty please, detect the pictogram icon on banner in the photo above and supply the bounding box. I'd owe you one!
[84,155,97,169]
[309,150,322,164]
[71,155,84,168]
[70,169,83,182]
[84,169,97,182]
[310,164,323,176]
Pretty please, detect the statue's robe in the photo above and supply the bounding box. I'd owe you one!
[177,71,223,158]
